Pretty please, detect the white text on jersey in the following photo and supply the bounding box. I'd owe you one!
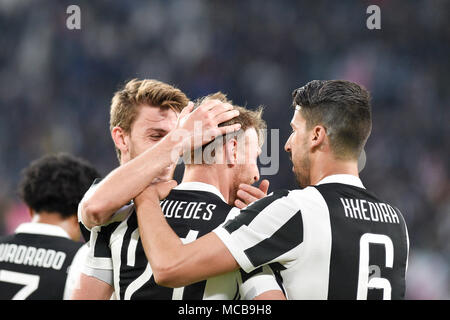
[339,198,400,224]
[161,200,216,221]
[0,244,66,270]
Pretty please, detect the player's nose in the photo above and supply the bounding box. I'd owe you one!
[253,170,260,183]
[284,137,291,152]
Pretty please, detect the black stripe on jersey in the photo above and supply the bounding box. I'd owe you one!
[243,210,303,267]
[315,183,408,300]
[239,267,263,283]
[79,222,91,242]
[233,282,240,300]
[271,266,286,297]
[94,222,121,258]
[223,189,290,234]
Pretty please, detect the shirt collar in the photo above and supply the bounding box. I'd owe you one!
[315,174,366,189]
[15,222,71,239]
[174,182,227,202]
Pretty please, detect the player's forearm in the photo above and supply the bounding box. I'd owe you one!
[81,132,184,228]
[135,196,189,287]
[136,196,240,287]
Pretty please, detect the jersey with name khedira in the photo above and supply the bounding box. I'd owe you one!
[214,175,410,300]
[83,182,282,300]
[0,223,82,300]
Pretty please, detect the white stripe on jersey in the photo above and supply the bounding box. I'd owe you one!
[215,191,301,272]
[281,187,332,299]
[238,265,285,300]
[127,228,139,267]
[124,263,152,300]
[84,182,284,300]
[214,186,333,299]
[214,174,410,300]
[86,228,112,270]
[64,244,89,299]
[110,219,129,295]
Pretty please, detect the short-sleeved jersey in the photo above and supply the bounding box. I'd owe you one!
[214,174,410,300]
[80,182,283,300]
[0,223,82,300]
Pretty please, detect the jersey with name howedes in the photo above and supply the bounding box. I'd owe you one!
[0,223,83,300]
[80,181,283,300]
[214,174,410,300]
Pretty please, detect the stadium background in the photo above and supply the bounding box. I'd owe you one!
[0,0,448,299]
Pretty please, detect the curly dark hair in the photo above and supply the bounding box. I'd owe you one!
[18,153,101,218]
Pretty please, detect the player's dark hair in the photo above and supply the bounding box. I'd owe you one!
[292,80,372,160]
[18,153,101,218]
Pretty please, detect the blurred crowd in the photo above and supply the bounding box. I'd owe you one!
[0,0,448,299]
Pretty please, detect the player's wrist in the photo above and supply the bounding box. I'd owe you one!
[157,129,184,163]
[134,191,159,209]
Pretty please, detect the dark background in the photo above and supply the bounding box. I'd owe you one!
[0,0,448,299]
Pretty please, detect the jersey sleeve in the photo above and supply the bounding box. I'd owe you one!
[77,178,102,235]
[213,189,304,273]
[84,225,114,271]
[79,224,115,286]
[238,265,284,300]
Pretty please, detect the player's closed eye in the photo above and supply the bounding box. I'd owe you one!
[149,135,163,141]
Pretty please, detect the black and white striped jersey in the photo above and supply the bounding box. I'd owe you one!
[0,223,82,300]
[214,174,410,300]
[80,182,283,300]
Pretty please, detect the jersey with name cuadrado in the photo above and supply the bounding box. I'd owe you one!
[214,174,410,300]
[0,223,83,300]
[80,181,283,300]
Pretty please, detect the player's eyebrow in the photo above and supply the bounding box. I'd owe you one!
[145,127,169,135]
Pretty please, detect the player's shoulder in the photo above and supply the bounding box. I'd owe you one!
[243,188,301,213]
[38,233,84,252]
[0,233,15,244]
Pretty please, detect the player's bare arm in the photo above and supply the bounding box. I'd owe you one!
[70,273,114,300]
[80,100,241,229]
[134,181,239,288]
[254,290,286,300]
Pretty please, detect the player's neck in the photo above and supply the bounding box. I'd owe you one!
[31,211,80,241]
[182,165,231,203]
[309,155,359,186]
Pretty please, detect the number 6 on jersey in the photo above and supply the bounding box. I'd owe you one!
[357,233,394,299]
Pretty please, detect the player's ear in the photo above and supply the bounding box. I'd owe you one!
[111,126,130,157]
[224,138,238,166]
[311,125,327,151]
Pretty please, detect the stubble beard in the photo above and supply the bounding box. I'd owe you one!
[292,142,311,189]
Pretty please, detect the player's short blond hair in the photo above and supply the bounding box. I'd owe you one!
[110,79,189,161]
[186,92,266,164]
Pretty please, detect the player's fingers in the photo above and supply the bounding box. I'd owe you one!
[210,102,234,118]
[217,123,241,136]
[258,179,270,195]
[239,183,266,199]
[214,109,240,125]
[234,199,247,209]
[236,189,258,205]
[198,99,221,111]
[179,101,194,119]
